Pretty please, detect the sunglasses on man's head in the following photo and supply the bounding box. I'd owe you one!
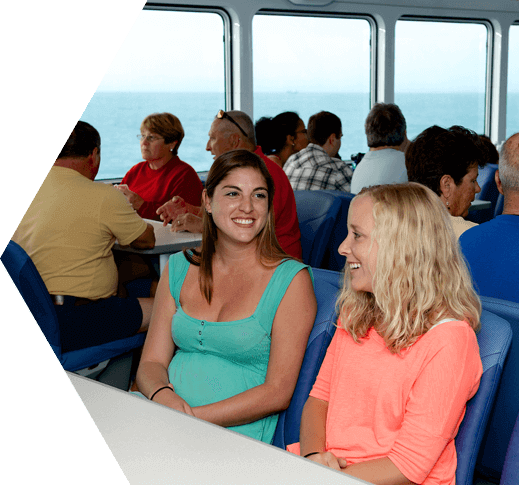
[217,110,247,137]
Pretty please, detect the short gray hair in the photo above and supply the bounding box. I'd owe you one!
[499,133,519,193]
[228,110,256,146]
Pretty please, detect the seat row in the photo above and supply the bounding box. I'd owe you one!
[2,240,519,484]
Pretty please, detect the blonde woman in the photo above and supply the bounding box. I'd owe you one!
[289,183,482,485]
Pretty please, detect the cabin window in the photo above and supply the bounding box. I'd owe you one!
[507,23,519,137]
[81,9,225,180]
[252,13,371,160]
[395,19,488,138]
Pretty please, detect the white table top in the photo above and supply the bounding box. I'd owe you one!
[114,219,202,256]
[68,372,370,485]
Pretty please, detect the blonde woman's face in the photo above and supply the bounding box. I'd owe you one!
[338,196,378,293]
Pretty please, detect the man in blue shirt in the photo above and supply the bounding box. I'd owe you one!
[460,132,519,303]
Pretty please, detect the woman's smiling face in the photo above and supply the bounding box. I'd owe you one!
[204,167,269,245]
[338,195,378,293]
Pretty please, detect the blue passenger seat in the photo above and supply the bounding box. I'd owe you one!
[318,190,355,271]
[500,412,519,485]
[272,267,342,449]
[475,296,519,483]
[1,240,146,388]
[495,193,504,218]
[455,308,512,485]
[294,191,342,268]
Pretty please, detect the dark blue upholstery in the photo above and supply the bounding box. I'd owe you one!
[495,193,504,217]
[272,268,342,449]
[467,163,499,224]
[294,191,343,268]
[455,309,512,485]
[500,412,519,485]
[318,190,355,271]
[476,296,519,482]
[1,240,145,372]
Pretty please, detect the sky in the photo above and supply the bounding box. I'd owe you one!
[92,9,505,95]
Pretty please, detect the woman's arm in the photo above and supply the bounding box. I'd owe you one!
[300,399,414,483]
[300,396,328,457]
[135,261,194,415]
[342,458,415,485]
[192,268,317,427]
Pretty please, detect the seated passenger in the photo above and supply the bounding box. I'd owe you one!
[255,112,309,168]
[135,149,316,443]
[284,111,353,191]
[460,132,519,303]
[290,183,482,485]
[350,103,409,194]
[478,134,499,165]
[156,110,302,259]
[12,121,155,352]
[406,125,486,238]
[116,112,203,221]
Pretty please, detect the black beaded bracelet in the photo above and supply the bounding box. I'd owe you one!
[150,385,174,401]
[304,451,321,458]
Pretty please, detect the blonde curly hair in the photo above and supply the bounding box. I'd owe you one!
[337,182,481,353]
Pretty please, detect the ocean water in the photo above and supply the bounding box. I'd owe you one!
[80,92,519,179]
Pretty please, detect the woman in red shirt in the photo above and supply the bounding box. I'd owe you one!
[116,112,203,221]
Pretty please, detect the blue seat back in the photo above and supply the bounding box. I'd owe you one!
[455,309,512,485]
[500,412,519,485]
[1,240,62,357]
[272,268,342,449]
[1,240,146,372]
[467,163,499,224]
[318,190,355,271]
[495,193,504,217]
[475,296,519,481]
[294,191,343,268]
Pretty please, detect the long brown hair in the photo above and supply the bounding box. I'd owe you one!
[184,149,289,303]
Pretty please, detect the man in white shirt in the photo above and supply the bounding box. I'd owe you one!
[350,103,409,194]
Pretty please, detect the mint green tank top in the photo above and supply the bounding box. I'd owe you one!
[167,251,311,443]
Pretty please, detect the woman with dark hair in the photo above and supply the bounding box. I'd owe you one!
[135,149,316,443]
[406,125,487,238]
[116,112,203,221]
[255,112,308,167]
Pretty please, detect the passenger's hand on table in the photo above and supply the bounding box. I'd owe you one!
[171,213,203,233]
[306,452,347,471]
[156,196,200,226]
[115,184,144,211]
[154,386,195,416]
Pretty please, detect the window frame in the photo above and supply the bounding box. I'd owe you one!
[396,15,493,135]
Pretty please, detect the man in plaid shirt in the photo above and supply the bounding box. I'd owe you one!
[283,111,353,192]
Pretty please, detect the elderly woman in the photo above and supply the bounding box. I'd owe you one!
[116,112,203,221]
[405,125,486,238]
[136,149,316,443]
[255,112,309,168]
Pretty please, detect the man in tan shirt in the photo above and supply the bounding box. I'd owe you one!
[13,121,155,352]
